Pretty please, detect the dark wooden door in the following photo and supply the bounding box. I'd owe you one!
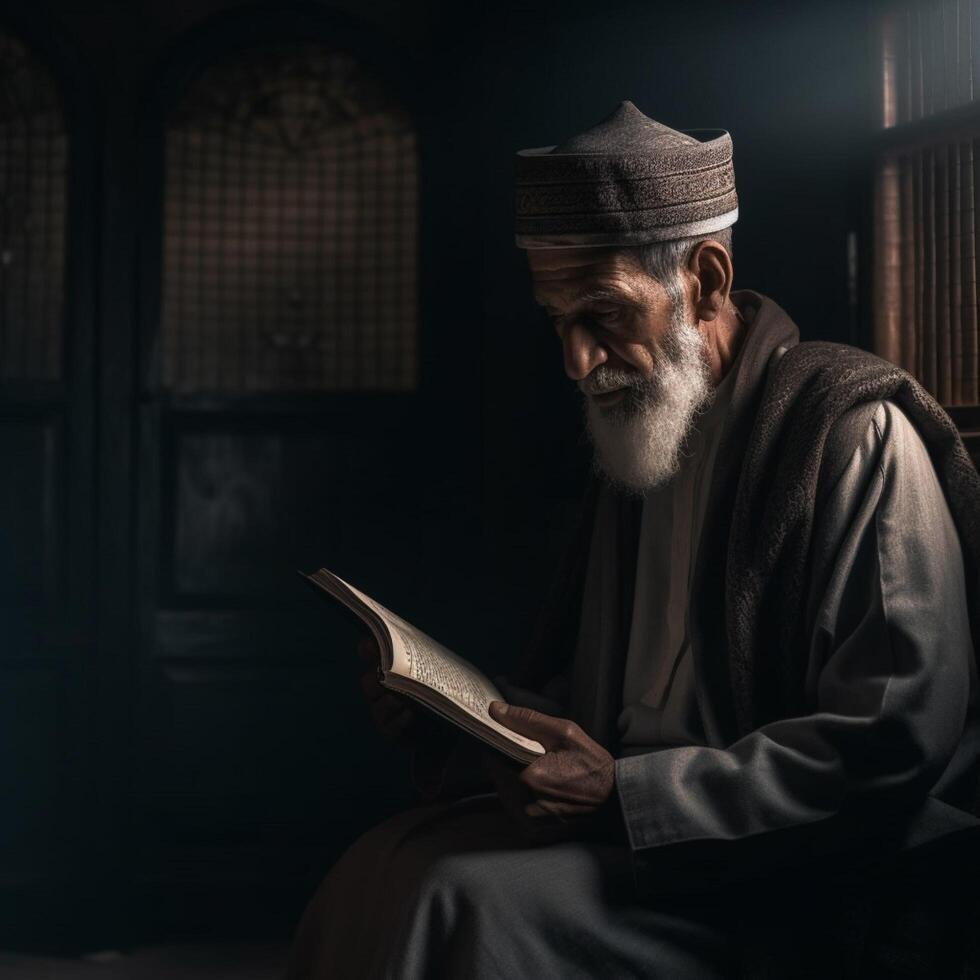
[129,15,427,934]
[0,6,484,946]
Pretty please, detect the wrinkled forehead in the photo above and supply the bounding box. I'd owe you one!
[526,247,639,307]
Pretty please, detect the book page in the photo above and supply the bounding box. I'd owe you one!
[307,569,544,758]
[389,620,499,715]
[384,617,544,758]
[334,580,415,676]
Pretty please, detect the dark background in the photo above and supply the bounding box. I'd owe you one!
[0,0,875,954]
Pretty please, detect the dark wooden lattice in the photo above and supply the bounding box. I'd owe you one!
[875,1,980,405]
[879,0,980,129]
[0,33,67,383]
[161,44,418,392]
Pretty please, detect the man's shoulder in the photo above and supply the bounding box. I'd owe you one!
[771,340,910,400]
[826,398,923,462]
[868,400,936,476]
[779,339,894,382]
[767,341,925,460]
[819,399,939,509]
[830,398,915,448]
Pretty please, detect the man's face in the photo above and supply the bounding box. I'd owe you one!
[528,246,712,494]
[528,247,675,403]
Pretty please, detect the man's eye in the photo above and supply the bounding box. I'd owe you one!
[584,307,622,329]
[587,310,624,334]
[592,306,621,321]
[542,310,564,333]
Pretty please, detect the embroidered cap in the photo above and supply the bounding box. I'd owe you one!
[515,101,738,249]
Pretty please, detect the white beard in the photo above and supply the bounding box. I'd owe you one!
[581,305,712,496]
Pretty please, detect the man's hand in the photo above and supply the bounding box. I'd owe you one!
[486,701,621,842]
[358,634,435,747]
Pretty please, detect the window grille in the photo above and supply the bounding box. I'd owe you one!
[0,33,67,383]
[160,43,418,393]
[874,1,980,405]
[879,0,978,128]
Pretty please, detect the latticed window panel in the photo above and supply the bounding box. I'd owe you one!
[161,43,418,393]
[873,1,980,405]
[874,139,980,405]
[0,33,67,383]
[878,0,980,129]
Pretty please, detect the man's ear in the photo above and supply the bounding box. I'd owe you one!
[687,239,734,323]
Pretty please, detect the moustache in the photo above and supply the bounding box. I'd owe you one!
[578,365,651,397]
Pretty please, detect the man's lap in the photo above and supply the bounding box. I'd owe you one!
[286,796,734,980]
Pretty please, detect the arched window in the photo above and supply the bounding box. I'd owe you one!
[0,31,67,382]
[160,42,417,392]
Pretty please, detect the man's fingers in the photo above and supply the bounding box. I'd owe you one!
[524,798,592,821]
[488,701,578,750]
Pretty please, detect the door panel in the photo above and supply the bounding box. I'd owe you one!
[138,411,421,863]
[132,21,423,927]
[167,417,418,599]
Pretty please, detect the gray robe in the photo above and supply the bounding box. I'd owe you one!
[610,398,978,863]
[285,296,980,979]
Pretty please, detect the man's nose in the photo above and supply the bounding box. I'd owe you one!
[562,322,608,381]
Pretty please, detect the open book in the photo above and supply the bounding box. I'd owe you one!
[305,568,545,765]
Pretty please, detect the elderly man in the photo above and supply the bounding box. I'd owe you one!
[287,103,980,979]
